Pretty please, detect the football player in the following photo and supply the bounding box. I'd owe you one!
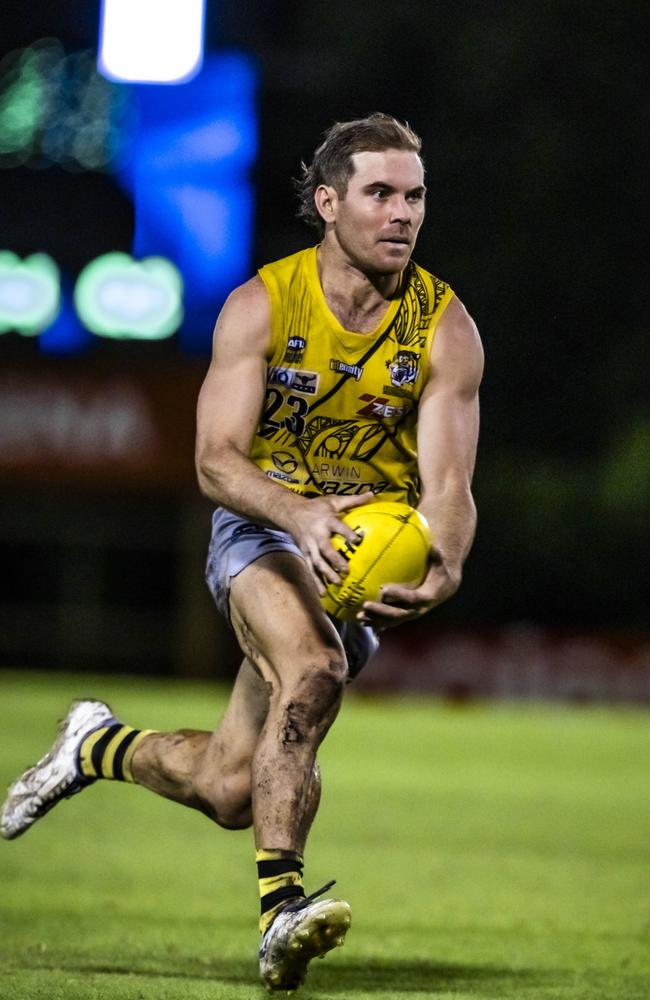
[1,114,483,992]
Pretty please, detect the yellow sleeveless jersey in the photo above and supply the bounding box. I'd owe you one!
[251,245,454,506]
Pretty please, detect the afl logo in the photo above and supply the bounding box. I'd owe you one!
[288,336,306,352]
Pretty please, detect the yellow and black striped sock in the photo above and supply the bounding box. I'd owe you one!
[78,723,157,783]
[256,848,305,934]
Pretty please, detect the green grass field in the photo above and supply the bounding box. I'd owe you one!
[1,669,648,1000]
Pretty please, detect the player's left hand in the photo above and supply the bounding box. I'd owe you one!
[357,554,461,630]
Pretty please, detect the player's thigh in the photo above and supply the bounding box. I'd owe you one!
[229,550,346,687]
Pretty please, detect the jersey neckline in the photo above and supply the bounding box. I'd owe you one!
[305,245,404,354]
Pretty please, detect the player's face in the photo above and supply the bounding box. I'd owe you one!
[332,150,426,275]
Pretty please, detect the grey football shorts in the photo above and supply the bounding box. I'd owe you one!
[205,507,379,679]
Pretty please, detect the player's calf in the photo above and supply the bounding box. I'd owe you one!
[192,765,254,829]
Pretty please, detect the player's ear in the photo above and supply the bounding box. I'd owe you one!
[314,184,338,225]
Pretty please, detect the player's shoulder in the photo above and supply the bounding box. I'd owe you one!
[408,260,477,338]
[409,259,448,286]
[258,246,314,300]
[225,274,268,310]
[407,260,456,316]
[219,275,270,329]
[259,246,312,279]
[439,294,480,344]
[222,245,315,327]
[211,275,272,358]
[430,295,483,387]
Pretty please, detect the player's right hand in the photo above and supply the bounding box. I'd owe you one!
[288,492,376,595]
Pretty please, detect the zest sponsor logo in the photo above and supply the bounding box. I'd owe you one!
[356,394,412,419]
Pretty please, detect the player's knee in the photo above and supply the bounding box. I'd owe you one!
[304,646,347,698]
[310,661,346,707]
[278,651,346,734]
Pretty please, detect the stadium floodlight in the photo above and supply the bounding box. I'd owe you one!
[74,252,183,339]
[0,252,60,335]
[98,0,205,84]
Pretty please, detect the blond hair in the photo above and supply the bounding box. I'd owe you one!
[295,112,423,231]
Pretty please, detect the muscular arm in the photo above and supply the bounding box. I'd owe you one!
[195,277,292,523]
[361,295,484,626]
[195,277,372,586]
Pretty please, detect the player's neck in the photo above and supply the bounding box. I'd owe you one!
[316,241,402,334]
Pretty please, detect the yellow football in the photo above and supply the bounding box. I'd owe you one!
[320,501,432,622]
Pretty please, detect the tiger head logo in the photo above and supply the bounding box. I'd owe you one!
[386,350,420,387]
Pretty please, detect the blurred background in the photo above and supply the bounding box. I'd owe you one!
[1,0,647,700]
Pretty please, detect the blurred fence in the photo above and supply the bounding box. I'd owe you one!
[1,355,648,703]
[356,624,650,704]
[0,356,201,491]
